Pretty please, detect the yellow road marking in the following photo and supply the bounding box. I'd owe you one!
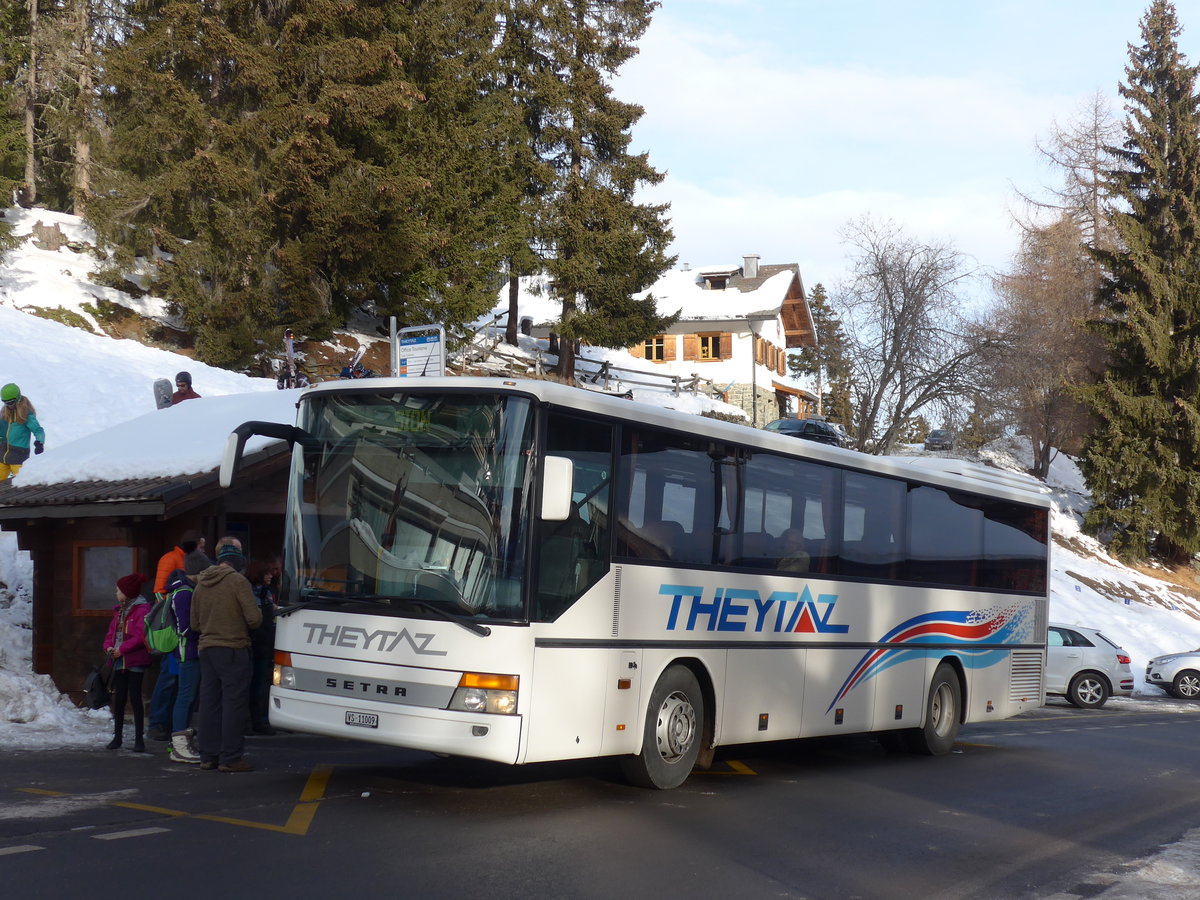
[698,759,757,776]
[15,765,334,836]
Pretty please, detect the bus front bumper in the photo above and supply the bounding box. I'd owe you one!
[269,687,523,764]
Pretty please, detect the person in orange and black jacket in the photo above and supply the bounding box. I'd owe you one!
[147,529,205,742]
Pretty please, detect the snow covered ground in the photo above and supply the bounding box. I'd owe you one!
[3,208,1200,895]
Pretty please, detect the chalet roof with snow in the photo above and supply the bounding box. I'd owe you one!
[496,255,817,349]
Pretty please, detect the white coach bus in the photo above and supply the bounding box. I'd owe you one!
[222,378,1050,789]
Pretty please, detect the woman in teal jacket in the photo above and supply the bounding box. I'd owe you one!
[0,383,45,479]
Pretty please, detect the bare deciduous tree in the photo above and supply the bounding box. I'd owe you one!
[1019,91,1121,254]
[834,217,988,454]
[986,214,1102,478]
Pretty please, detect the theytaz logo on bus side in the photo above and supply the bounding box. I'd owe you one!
[660,584,848,634]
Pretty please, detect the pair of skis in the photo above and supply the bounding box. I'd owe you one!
[278,328,310,389]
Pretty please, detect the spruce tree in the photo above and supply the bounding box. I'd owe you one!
[92,0,506,366]
[372,0,526,336]
[789,283,853,428]
[530,0,676,378]
[0,1,26,246]
[1078,0,1200,562]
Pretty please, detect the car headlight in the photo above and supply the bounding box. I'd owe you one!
[448,672,519,715]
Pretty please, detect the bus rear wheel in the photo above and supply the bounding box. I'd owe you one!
[621,665,705,790]
[903,663,962,756]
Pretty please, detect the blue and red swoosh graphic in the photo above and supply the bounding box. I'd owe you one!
[827,604,1033,712]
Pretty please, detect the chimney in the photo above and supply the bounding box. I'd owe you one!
[743,254,760,278]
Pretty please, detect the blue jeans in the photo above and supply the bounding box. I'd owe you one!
[172,658,200,733]
[148,652,179,730]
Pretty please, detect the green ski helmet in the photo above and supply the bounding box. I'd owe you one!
[0,383,19,403]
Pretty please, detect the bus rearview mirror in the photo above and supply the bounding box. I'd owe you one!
[541,455,574,521]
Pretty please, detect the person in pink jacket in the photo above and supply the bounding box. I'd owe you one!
[102,572,152,751]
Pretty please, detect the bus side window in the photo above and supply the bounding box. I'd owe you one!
[841,472,904,580]
[535,414,614,621]
[616,428,716,566]
[908,485,983,587]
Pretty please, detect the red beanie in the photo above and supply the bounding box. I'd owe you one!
[117,572,148,600]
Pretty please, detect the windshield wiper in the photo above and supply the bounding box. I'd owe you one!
[406,599,491,637]
[279,589,395,617]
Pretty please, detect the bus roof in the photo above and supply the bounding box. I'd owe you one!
[300,377,1054,509]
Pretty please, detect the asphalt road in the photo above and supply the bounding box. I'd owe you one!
[2,698,1198,900]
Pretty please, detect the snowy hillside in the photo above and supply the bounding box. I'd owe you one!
[3,206,1200,751]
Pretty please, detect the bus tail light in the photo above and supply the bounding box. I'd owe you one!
[273,651,296,689]
[449,672,519,715]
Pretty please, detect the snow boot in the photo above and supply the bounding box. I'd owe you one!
[169,731,200,764]
[106,717,123,750]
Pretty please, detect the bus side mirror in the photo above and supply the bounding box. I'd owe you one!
[541,455,574,521]
[220,420,307,488]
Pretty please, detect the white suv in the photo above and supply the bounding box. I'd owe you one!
[1145,649,1200,699]
[1045,623,1134,709]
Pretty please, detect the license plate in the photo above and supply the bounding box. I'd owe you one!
[345,711,379,729]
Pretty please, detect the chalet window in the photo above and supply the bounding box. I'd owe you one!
[705,277,728,290]
[698,334,721,360]
[684,332,731,362]
[644,335,666,361]
[74,541,138,614]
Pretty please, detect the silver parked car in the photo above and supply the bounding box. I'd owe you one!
[1045,623,1134,709]
[1145,648,1200,699]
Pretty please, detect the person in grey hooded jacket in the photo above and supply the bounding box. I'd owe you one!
[191,541,261,772]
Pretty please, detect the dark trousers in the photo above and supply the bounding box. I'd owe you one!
[197,646,252,765]
[110,668,145,738]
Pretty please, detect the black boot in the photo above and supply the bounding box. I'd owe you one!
[107,718,123,750]
[132,732,146,752]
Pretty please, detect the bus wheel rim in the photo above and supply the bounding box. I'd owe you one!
[655,691,696,762]
[931,683,954,738]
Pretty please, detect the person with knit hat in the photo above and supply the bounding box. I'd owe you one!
[0,383,46,480]
[191,537,261,772]
[170,371,200,405]
[162,549,213,764]
[101,572,152,751]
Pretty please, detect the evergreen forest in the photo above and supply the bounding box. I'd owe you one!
[0,0,675,368]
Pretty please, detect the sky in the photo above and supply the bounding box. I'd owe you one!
[616,1,1200,292]
[4,212,1200,892]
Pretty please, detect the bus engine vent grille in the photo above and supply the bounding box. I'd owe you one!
[612,566,622,637]
[1009,650,1044,701]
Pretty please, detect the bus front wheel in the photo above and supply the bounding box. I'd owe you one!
[621,665,705,790]
[904,663,962,756]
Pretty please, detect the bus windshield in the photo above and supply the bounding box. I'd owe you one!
[284,390,536,623]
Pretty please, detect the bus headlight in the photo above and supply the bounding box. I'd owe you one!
[448,672,519,715]
[273,651,296,689]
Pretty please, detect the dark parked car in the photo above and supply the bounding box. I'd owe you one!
[924,428,955,451]
[765,417,851,448]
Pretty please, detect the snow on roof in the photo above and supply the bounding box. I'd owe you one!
[635,266,795,320]
[0,303,279,470]
[490,265,798,327]
[14,389,303,485]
